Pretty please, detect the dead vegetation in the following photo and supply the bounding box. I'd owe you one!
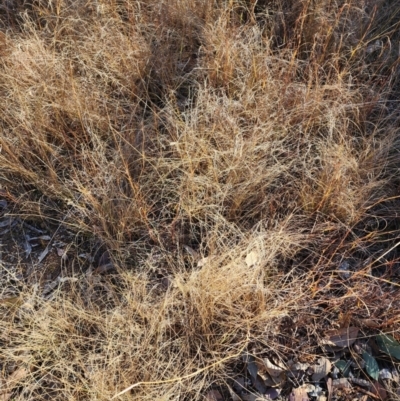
[0,0,400,400]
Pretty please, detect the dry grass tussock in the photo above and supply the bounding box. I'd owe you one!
[0,0,400,399]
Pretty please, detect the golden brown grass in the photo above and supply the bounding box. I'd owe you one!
[1,0,400,399]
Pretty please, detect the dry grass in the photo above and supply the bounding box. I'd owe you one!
[0,0,400,400]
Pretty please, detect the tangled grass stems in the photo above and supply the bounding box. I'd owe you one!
[0,0,400,400]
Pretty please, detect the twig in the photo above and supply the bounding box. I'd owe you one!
[111,338,249,399]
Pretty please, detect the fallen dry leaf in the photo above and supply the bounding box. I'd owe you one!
[227,385,241,401]
[93,263,115,275]
[253,375,267,394]
[205,390,223,401]
[161,277,172,289]
[56,247,66,257]
[183,245,198,258]
[38,246,50,263]
[0,378,7,401]
[287,362,309,379]
[244,354,258,381]
[0,392,13,401]
[7,367,29,384]
[370,381,387,400]
[241,394,258,401]
[392,369,399,383]
[0,366,31,400]
[311,357,331,382]
[262,358,285,378]
[242,394,276,401]
[321,327,359,348]
[300,384,316,393]
[332,378,352,389]
[289,387,309,401]
[326,377,332,401]
[232,377,246,394]
[357,318,380,328]
[245,251,260,267]
[0,296,22,308]
[254,364,276,387]
[265,388,280,400]
[197,257,209,267]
